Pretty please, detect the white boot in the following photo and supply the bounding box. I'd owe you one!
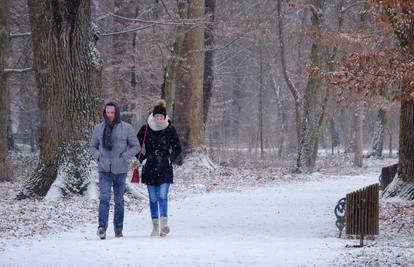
[151,219,160,236]
[160,217,170,237]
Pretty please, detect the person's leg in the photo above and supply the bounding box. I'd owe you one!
[98,172,113,238]
[113,172,127,236]
[147,184,161,236]
[147,184,160,219]
[159,183,170,217]
[159,183,170,237]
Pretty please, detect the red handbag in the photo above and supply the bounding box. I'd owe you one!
[131,168,140,183]
[131,125,148,184]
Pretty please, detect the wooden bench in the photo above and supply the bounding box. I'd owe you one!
[335,183,379,247]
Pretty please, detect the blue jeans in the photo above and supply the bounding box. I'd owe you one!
[147,183,170,219]
[98,172,127,231]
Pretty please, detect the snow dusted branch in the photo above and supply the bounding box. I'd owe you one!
[100,24,155,37]
[4,68,33,74]
[185,35,242,56]
[9,32,31,39]
[108,12,210,26]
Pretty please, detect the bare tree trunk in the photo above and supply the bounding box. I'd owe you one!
[161,1,187,117]
[388,126,393,157]
[18,0,102,199]
[398,100,414,183]
[296,0,324,173]
[329,117,339,155]
[175,0,205,154]
[353,104,363,167]
[258,38,264,158]
[276,0,301,146]
[203,0,215,123]
[0,0,11,182]
[130,7,139,97]
[384,100,414,199]
[368,108,387,158]
[310,0,344,168]
[271,77,287,158]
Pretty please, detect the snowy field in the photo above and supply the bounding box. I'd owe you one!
[1,154,413,266]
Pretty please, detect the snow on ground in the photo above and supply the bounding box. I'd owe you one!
[1,153,413,266]
[1,173,378,266]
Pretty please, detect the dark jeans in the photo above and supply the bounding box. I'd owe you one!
[147,183,170,219]
[98,172,127,231]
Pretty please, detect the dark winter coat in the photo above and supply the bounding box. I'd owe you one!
[136,121,182,185]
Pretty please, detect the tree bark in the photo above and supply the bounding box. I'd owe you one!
[174,0,205,154]
[202,0,215,124]
[384,100,414,199]
[368,108,387,158]
[18,0,102,199]
[329,117,339,155]
[398,100,414,183]
[382,2,414,199]
[309,0,344,168]
[258,39,264,158]
[276,0,301,146]
[353,104,364,167]
[0,0,11,182]
[296,0,324,173]
[161,0,187,117]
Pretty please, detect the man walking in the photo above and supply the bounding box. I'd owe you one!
[90,102,139,239]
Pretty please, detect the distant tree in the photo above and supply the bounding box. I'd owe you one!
[0,0,11,182]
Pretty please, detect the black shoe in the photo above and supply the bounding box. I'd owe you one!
[97,227,106,240]
[115,230,123,238]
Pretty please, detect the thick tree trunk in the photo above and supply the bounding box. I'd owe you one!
[384,100,414,199]
[18,0,102,199]
[0,0,11,182]
[398,100,414,184]
[382,3,414,199]
[174,0,205,154]
[296,0,324,173]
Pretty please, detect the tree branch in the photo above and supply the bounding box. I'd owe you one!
[276,0,300,104]
[3,68,33,74]
[341,1,368,14]
[100,24,155,37]
[109,12,210,26]
[9,32,31,39]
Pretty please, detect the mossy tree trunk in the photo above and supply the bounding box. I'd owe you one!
[18,0,102,199]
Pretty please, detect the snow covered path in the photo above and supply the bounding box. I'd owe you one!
[1,174,378,267]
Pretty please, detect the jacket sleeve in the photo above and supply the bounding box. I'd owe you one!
[169,126,182,162]
[122,124,140,160]
[135,125,147,162]
[89,125,101,160]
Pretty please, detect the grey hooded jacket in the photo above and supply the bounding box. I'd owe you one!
[90,121,139,174]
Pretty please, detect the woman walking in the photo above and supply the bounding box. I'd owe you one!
[136,100,182,237]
